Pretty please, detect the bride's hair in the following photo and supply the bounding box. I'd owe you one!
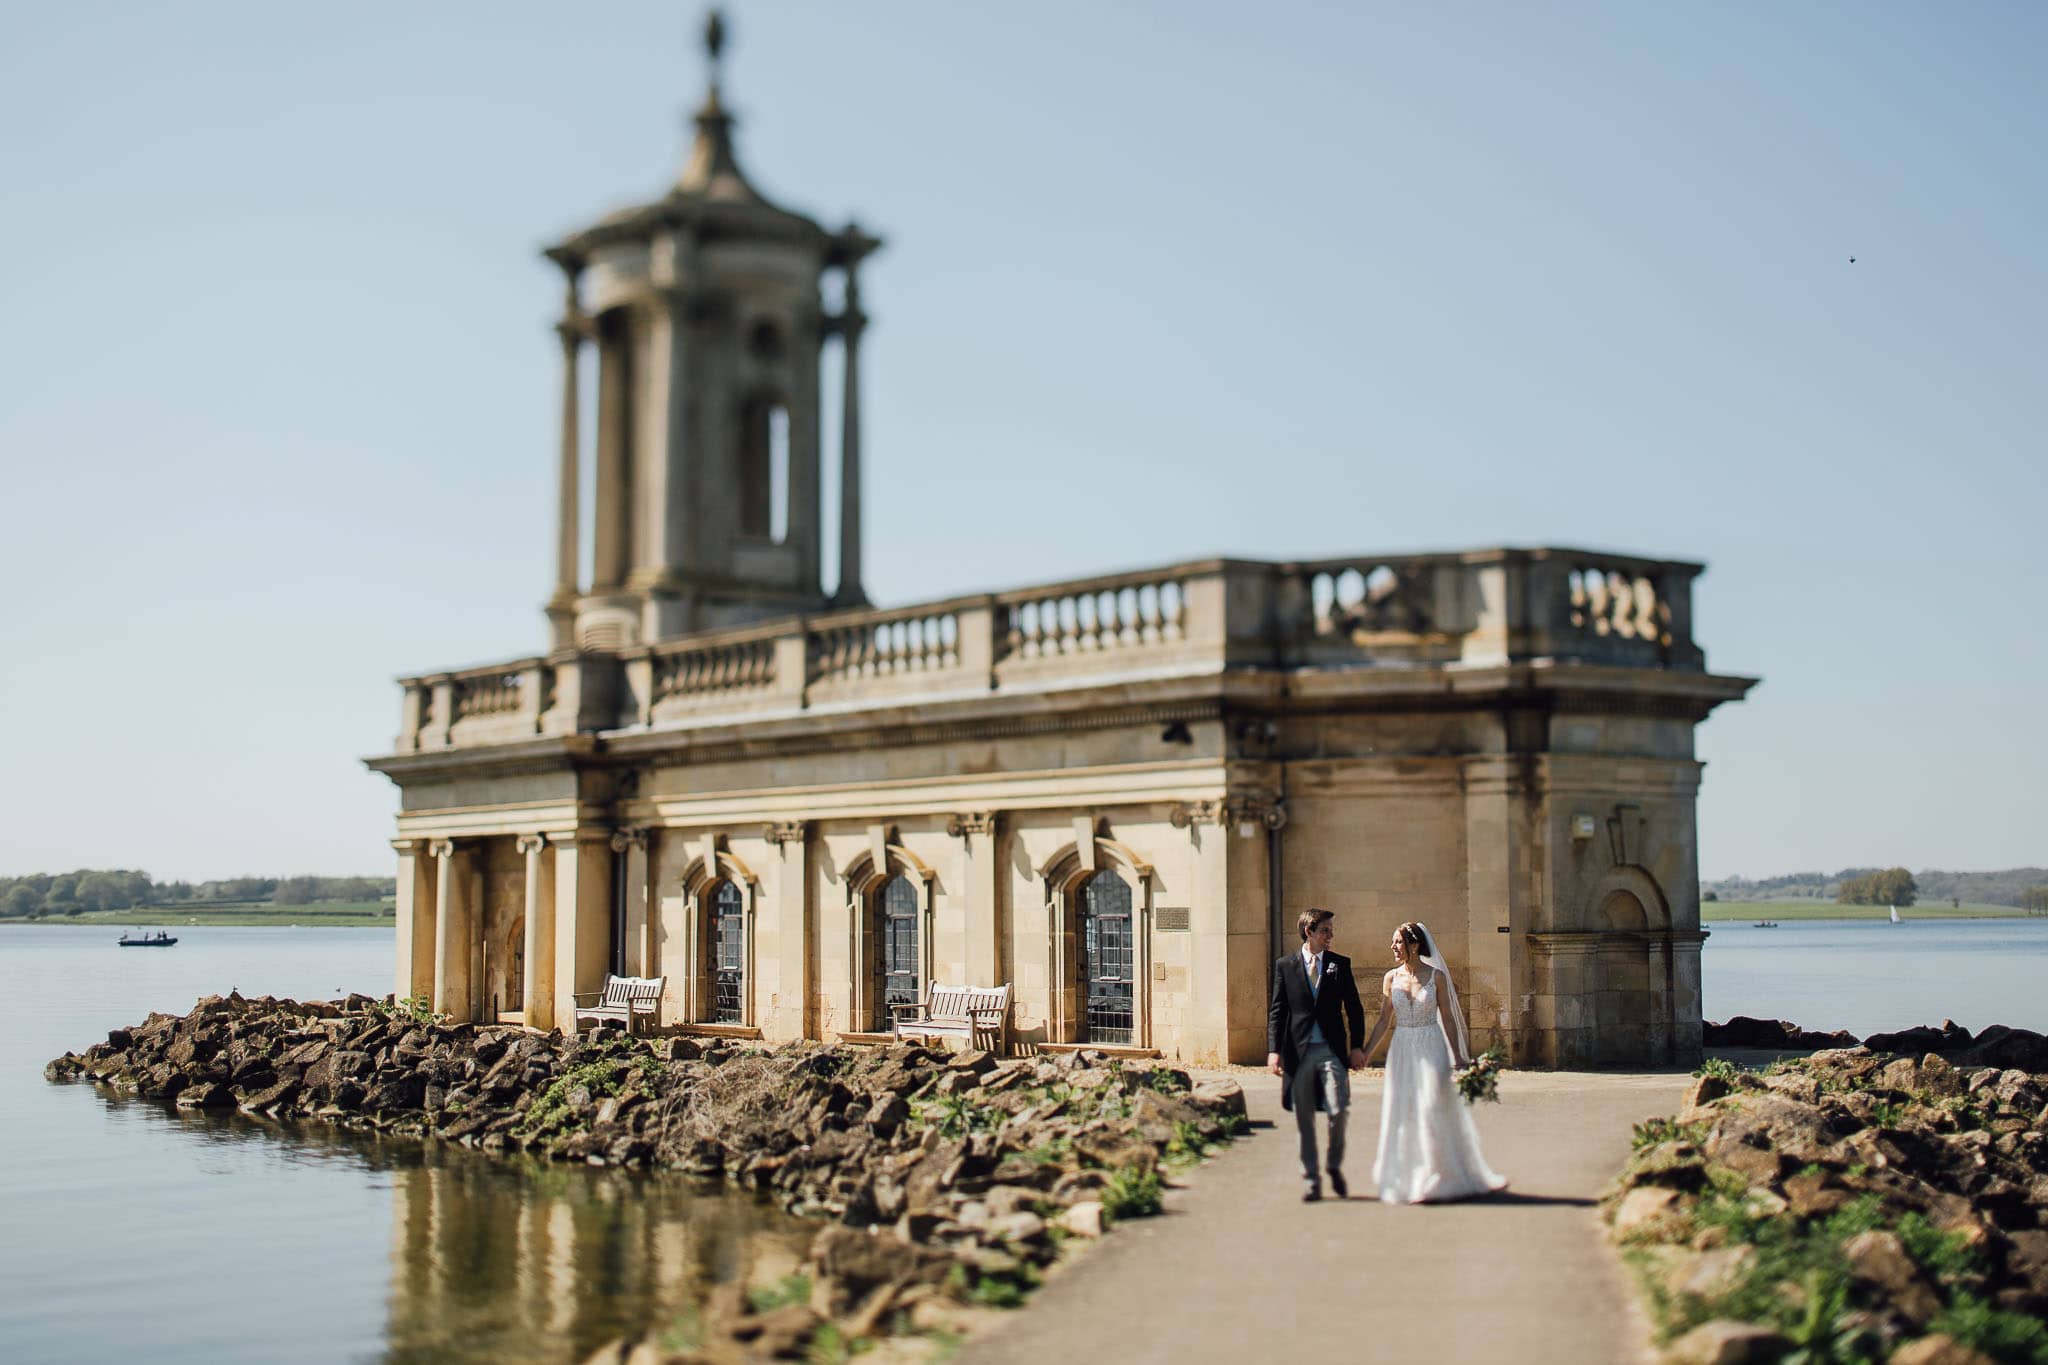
[1396,922,1432,958]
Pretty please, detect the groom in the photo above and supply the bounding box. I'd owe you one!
[1267,907,1368,1201]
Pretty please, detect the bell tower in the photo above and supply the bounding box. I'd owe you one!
[542,10,880,650]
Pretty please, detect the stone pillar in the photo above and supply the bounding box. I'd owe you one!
[950,814,1001,989]
[392,838,435,1005]
[547,301,583,648]
[834,272,866,605]
[429,839,473,1023]
[1462,755,1528,1061]
[790,309,823,593]
[550,830,614,1032]
[517,834,556,1029]
[613,828,650,977]
[592,315,631,592]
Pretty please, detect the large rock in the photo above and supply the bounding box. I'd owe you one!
[1704,1017,1793,1049]
[1612,1185,1684,1239]
[1842,1230,1941,1325]
[1664,1320,1788,1365]
[1888,1334,1998,1365]
[1954,1025,2048,1074]
[1865,1021,1973,1058]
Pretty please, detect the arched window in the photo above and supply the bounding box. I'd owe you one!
[875,873,920,1029]
[1079,872,1134,1044]
[736,395,790,544]
[710,879,745,1024]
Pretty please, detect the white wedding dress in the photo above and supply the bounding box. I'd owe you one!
[1374,967,1508,1204]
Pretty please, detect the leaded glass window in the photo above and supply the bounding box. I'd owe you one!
[876,874,920,1029]
[711,880,744,1024]
[1080,873,1134,1045]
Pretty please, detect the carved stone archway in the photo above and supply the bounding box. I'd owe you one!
[678,846,762,1026]
[1038,836,1156,1047]
[842,843,937,1031]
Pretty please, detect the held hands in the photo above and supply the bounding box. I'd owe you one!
[1267,1051,1283,1077]
[1348,1047,1368,1071]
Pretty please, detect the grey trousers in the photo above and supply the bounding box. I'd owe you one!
[1290,1043,1350,1183]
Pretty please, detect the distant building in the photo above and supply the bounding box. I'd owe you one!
[365,20,1755,1067]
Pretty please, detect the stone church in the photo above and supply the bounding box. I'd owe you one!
[366,21,1755,1069]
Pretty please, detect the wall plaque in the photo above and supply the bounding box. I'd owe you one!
[1156,906,1191,932]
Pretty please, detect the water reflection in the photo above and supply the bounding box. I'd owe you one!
[57,1082,817,1363]
[381,1147,815,1364]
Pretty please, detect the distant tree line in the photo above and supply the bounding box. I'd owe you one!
[2023,886,2048,916]
[0,871,394,919]
[1835,867,1918,907]
[1703,866,2048,908]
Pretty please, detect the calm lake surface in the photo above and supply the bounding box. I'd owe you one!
[1701,917,2048,1036]
[0,927,812,1365]
[8,918,2047,1362]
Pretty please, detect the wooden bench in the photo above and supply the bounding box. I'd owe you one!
[890,983,1012,1054]
[573,974,665,1035]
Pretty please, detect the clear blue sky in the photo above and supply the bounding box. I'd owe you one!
[2,2,2042,882]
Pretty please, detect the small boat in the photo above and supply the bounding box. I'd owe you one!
[118,931,178,948]
[1752,920,1779,928]
[1890,905,1901,924]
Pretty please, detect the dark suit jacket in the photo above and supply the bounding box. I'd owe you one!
[1267,950,1367,1112]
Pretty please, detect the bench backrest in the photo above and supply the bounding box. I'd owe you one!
[600,975,665,1008]
[926,983,1011,1021]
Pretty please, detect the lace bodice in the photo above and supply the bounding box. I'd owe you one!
[1390,969,1438,1029]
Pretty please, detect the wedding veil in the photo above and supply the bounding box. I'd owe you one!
[1412,922,1471,1066]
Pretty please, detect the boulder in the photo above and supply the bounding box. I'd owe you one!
[1189,1078,1247,1117]
[1842,1230,1942,1326]
[174,1081,234,1110]
[1682,1073,1733,1111]
[1612,1185,1684,1239]
[1664,1320,1789,1365]
[1783,1170,1851,1219]
[1060,1201,1105,1238]
[1668,1244,1757,1300]
[1704,1017,1793,1049]
[1888,1334,1998,1365]
[1954,1025,2048,1074]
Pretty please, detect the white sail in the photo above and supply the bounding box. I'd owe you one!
[1890,905,1901,923]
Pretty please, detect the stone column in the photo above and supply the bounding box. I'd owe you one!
[517,834,555,1029]
[950,814,1001,988]
[392,838,435,1005]
[429,839,472,1022]
[550,830,614,1032]
[834,272,866,605]
[592,315,631,592]
[546,307,583,649]
[613,828,649,977]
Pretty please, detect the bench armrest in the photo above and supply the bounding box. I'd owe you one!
[889,1002,928,1021]
[572,991,608,1006]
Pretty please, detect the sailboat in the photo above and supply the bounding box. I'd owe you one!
[1889,905,1901,924]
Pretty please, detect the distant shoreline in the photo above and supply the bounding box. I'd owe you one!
[1702,899,2035,923]
[2,903,394,929]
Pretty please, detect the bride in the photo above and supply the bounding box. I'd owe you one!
[1358,920,1507,1204]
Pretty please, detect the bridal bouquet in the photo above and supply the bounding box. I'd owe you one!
[1455,1047,1505,1105]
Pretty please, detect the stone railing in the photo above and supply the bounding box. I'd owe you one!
[388,547,1706,751]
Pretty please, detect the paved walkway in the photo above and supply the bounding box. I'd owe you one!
[962,1066,1690,1365]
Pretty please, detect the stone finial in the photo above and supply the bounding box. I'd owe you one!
[678,8,757,201]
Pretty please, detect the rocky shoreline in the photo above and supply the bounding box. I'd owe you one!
[1702,1018,2048,1073]
[1607,1046,2048,1364]
[46,993,1247,1362]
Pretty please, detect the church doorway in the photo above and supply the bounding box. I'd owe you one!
[1079,873,1134,1045]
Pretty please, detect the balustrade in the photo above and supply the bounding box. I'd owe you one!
[809,607,960,686]
[389,546,1704,751]
[651,636,776,703]
[999,575,1185,661]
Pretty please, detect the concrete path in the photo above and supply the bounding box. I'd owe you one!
[962,1067,1691,1365]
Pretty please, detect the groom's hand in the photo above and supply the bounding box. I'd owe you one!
[1348,1047,1368,1070]
[1266,1051,1283,1076]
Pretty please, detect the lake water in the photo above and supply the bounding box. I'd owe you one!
[8,918,2047,1363]
[0,926,812,1365]
[1700,917,2048,1036]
